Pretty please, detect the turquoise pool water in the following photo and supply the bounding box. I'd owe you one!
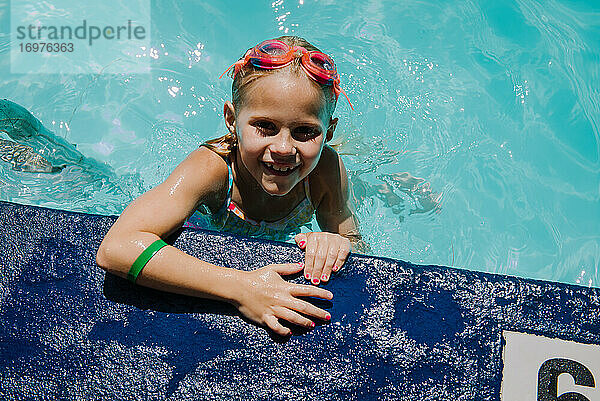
[0,1,598,287]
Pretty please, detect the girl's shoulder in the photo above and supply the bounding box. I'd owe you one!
[308,145,349,210]
[184,145,230,213]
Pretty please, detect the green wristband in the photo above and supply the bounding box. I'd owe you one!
[128,239,168,283]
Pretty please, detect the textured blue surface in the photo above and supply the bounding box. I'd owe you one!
[0,199,599,400]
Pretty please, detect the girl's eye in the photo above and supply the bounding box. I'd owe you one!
[254,121,276,134]
[292,126,321,141]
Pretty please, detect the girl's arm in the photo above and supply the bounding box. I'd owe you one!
[295,146,370,285]
[314,149,368,252]
[96,147,332,335]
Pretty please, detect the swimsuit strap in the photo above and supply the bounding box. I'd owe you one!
[303,176,313,208]
[223,156,254,222]
[225,157,234,202]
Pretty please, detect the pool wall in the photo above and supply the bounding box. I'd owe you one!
[0,200,599,400]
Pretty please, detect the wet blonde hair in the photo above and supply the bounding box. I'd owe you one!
[203,35,338,158]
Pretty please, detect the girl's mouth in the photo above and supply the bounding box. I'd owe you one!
[261,161,300,176]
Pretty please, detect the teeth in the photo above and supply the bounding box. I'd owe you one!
[265,162,295,172]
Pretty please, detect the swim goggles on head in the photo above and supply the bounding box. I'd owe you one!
[220,39,353,110]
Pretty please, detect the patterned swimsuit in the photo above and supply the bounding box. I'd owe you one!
[183,151,316,242]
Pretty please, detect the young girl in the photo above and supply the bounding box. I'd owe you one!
[96,36,366,336]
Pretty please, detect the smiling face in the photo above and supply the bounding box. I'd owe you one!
[224,70,337,196]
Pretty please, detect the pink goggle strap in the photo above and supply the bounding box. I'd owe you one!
[219,57,248,80]
[338,85,354,111]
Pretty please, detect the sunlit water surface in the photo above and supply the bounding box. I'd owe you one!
[0,0,598,287]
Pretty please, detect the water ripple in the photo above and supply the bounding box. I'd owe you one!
[0,0,598,286]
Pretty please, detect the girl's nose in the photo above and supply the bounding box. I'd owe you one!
[271,130,296,155]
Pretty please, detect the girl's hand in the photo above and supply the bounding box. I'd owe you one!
[294,232,351,286]
[233,262,333,336]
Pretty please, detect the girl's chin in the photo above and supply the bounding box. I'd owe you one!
[258,176,299,196]
[260,182,293,197]
[252,164,306,196]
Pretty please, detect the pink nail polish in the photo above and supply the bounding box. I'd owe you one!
[321,274,328,281]
[325,313,331,321]
[299,241,306,247]
[312,278,320,285]
[310,321,315,328]
[305,273,310,279]
[332,265,339,272]
[298,262,304,267]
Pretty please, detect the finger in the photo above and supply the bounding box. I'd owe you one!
[284,298,332,322]
[310,240,329,285]
[303,259,311,281]
[289,283,334,300]
[332,240,351,273]
[273,306,315,329]
[271,262,305,276]
[320,243,339,282]
[294,233,308,249]
[263,314,291,336]
[304,239,317,283]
